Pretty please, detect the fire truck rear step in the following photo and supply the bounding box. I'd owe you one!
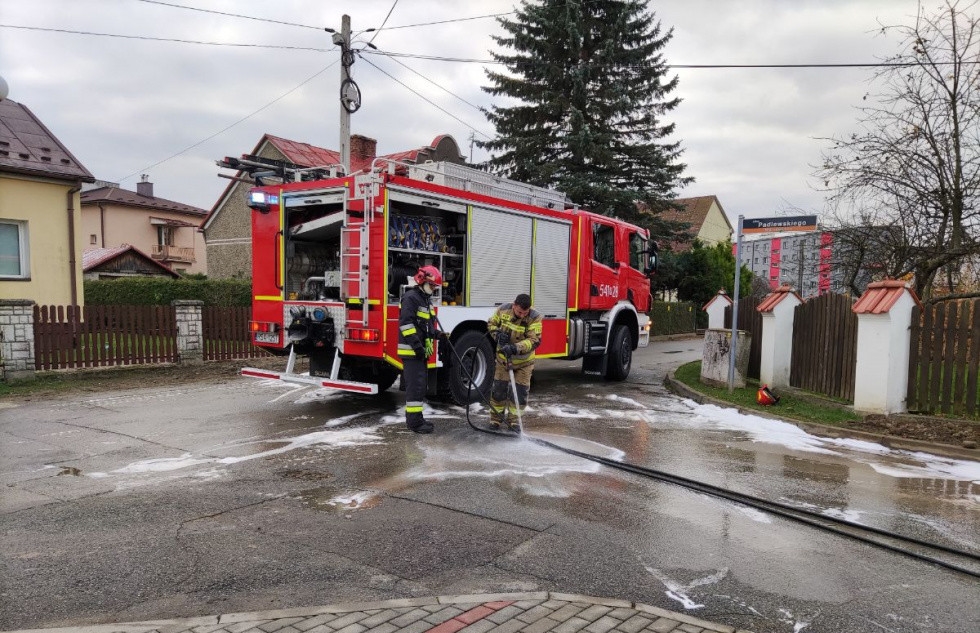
[240,367,379,394]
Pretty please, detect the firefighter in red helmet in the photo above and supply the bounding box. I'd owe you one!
[397,265,442,433]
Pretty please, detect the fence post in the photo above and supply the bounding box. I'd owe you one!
[0,299,37,382]
[703,289,732,331]
[758,285,802,389]
[852,281,921,414]
[173,300,204,366]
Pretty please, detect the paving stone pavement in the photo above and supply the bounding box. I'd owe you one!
[5,594,754,633]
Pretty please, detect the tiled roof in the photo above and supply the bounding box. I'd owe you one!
[81,186,207,216]
[204,133,458,227]
[702,290,733,311]
[757,284,803,313]
[852,279,921,314]
[82,245,179,277]
[662,195,732,236]
[265,135,345,170]
[0,98,94,182]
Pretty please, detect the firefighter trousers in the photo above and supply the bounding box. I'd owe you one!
[402,357,428,429]
[490,361,533,424]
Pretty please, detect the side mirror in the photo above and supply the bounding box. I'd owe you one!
[645,245,659,275]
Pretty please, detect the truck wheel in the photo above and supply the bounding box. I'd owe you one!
[606,324,632,381]
[446,330,494,404]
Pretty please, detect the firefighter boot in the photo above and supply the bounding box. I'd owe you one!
[488,403,506,430]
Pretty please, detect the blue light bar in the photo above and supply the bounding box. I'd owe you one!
[249,191,279,206]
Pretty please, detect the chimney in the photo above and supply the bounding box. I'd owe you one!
[349,135,377,170]
[136,174,153,198]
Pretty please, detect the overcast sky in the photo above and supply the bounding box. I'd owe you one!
[1,0,928,226]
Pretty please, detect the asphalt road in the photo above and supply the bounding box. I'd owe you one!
[2,337,978,633]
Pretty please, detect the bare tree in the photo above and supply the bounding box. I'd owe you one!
[817,0,980,300]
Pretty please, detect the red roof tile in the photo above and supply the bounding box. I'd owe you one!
[702,290,732,311]
[757,284,803,313]
[265,135,344,170]
[852,279,921,314]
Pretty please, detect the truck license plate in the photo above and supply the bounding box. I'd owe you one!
[255,332,279,344]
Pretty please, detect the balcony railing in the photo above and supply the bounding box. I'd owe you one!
[151,245,195,263]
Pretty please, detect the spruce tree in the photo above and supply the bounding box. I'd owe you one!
[479,0,692,234]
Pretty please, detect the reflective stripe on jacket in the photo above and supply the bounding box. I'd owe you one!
[488,302,542,365]
[398,287,435,358]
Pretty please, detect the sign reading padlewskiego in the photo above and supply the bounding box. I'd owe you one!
[742,215,817,233]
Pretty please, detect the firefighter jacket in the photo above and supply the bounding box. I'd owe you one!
[488,303,542,366]
[398,286,435,360]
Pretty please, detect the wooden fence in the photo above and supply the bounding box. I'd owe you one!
[34,304,178,370]
[907,298,980,416]
[33,305,265,371]
[789,293,857,401]
[724,295,762,379]
[202,306,260,361]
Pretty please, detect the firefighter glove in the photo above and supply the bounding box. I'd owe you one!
[501,343,517,357]
[496,331,510,346]
[424,339,434,358]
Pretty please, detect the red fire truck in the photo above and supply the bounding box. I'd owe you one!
[232,158,657,403]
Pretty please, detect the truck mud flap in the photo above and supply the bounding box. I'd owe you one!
[240,367,379,394]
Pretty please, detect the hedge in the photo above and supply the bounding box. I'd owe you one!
[649,301,699,336]
[84,278,252,307]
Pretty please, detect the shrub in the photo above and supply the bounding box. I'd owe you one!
[84,278,251,306]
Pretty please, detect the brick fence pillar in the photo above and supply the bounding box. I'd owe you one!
[173,300,204,366]
[0,299,37,382]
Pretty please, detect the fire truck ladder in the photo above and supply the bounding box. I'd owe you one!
[340,224,370,325]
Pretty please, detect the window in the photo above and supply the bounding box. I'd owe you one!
[157,225,174,246]
[593,223,615,267]
[90,234,97,245]
[628,232,646,270]
[0,220,29,279]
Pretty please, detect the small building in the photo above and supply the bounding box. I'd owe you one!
[80,176,208,276]
[82,245,181,280]
[202,133,466,279]
[0,96,95,305]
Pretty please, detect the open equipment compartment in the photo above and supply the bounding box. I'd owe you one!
[283,189,346,301]
[385,189,467,306]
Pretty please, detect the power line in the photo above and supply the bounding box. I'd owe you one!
[366,49,921,69]
[1,24,923,69]
[115,61,338,183]
[360,55,493,140]
[135,0,512,33]
[135,0,323,30]
[367,0,400,46]
[381,12,513,31]
[377,48,484,112]
[0,24,332,51]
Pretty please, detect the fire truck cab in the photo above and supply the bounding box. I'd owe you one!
[237,159,656,403]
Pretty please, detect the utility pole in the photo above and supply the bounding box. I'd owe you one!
[798,238,804,293]
[333,15,352,174]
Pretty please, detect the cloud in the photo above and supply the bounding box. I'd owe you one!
[0,0,923,221]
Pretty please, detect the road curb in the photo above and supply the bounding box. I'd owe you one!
[664,372,980,462]
[2,593,753,633]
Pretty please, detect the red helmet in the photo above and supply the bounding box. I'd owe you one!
[414,265,442,286]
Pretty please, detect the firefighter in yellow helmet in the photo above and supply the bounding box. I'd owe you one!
[398,265,441,434]
[487,293,542,431]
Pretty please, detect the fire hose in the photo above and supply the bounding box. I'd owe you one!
[433,315,522,437]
